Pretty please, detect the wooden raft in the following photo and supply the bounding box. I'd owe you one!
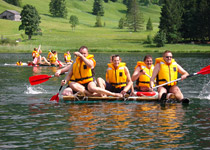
[62,95,159,102]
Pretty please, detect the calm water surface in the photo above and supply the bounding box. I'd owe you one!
[0,52,210,149]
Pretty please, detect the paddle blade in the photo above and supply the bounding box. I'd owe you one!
[50,93,59,102]
[198,65,210,75]
[29,74,52,85]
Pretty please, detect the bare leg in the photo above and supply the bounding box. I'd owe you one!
[41,57,51,65]
[62,87,73,96]
[169,85,183,101]
[69,82,95,96]
[97,77,106,89]
[96,77,107,97]
[157,87,167,100]
[88,82,123,97]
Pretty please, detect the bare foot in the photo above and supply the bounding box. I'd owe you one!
[114,93,123,97]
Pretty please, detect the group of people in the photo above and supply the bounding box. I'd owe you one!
[27,45,73,67]
[55,46,189,103]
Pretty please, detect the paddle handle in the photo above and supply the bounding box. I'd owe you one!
[153,72,198,89]
[57,62,75,93]
[145,73,151,78]
[58,85,63,94]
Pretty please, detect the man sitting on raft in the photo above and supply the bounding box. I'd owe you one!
[97,55,133,97]
[150,50,189,103]
[61,46,123,97]
[131,55,154,92]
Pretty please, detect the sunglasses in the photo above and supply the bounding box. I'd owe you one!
[165,56,172,58]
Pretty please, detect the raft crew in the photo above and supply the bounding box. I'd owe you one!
[61,46,123,97]
[49,51,64,67]
[131,55,154,92]
[150,50,189,102]
[31,45,50,66]
[97,55,133,96]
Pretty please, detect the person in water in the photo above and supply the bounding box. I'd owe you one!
[150,50,189,103]
[131,55,154,92]
[16,61,23,66]
[97,55,133,96]
[61,46,123,97]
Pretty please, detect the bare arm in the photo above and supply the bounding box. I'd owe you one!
[131,66,142,82]
[61,67,73,86]
[150,63,160,88]
[121,66,133,94]
[177,64,189,80]
[74,52,94,69]
[105,68,109,83]
[55,63,72,77]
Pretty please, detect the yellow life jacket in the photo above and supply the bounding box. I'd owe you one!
[64,53,71,63]
[32,50,39,58]
[72,54,96,84]
[155,57,178,86]
[47,52,52,61]
[135,61,154,88]
[16,62,22,66]
[106,62,127,88]
[50,54,57,64]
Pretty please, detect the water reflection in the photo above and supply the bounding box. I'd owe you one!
[67,103,189,149]
[0,53,210,149]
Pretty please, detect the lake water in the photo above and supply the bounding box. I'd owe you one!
[0,52,210,149]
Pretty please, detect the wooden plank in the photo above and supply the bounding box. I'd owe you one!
[62,95,159,102]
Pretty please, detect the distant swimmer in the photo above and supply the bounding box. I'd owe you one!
[16,61,23,66]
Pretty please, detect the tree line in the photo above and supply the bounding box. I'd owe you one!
[156,0,210,46]
[4,0,210,45]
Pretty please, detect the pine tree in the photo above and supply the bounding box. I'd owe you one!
[118,17,126,29]
[95,14,102,27]
[126,0,144,32]
[154,30,166,47]
[19,5,41,40]
[92,0,104,16]
[3,0,22,7]
[146,17,153,31]
[49,0,67,18]
[181,0,198,41]
[159,0,183,43]
[197,0,209,41]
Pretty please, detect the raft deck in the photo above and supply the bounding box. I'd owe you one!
[62,95,159,102]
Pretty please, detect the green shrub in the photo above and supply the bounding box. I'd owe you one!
[0,38,18,46]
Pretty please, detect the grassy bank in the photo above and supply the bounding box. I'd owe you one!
[0,0,210,53]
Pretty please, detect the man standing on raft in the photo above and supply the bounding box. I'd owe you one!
[150,50,189,102]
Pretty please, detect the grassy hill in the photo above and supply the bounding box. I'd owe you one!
[0,0,209,53]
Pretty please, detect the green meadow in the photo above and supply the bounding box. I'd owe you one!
[0,0,209,53]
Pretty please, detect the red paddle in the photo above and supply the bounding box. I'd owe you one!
[154,65,210,89]
[29,74,55,85]
[50,62,74,102]
[50,86,62,103]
